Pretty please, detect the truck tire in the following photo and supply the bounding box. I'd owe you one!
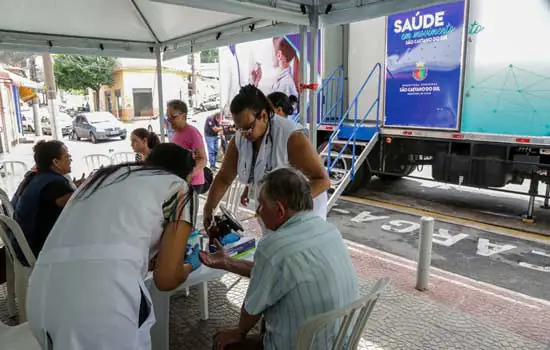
[318,141,368,195]
[379,165,415,181]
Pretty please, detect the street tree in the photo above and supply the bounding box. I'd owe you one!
[54,55,118,110]
[200,48,219,63]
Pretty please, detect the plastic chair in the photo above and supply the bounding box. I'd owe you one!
[296,277,391,350]
[0,188,17,318]
[0,321,41,350]
[0,215,37,323]
[82,154,112,172]
[0,161,29,177]
[0,161,29,196]
[110,152,136,164]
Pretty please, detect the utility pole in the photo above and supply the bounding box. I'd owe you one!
[190,52,197,108]
[42,52,60,140]
[29,56,41,136]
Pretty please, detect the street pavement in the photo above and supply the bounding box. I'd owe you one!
[1,119,550,348]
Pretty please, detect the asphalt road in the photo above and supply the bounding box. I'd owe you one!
[329,199,550,301]
[355,172,550,236]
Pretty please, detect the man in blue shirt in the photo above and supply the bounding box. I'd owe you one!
[204,112,222,170]
[201,168,358,350]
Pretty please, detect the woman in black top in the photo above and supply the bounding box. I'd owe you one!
[131,128,160,162]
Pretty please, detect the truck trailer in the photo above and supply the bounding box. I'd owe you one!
[219,0,550,222]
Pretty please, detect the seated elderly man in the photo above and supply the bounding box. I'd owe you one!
[200,168,358,350]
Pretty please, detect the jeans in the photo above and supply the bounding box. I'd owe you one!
[205,136,218,168]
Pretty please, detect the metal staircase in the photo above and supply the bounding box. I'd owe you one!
[320,63,382,210]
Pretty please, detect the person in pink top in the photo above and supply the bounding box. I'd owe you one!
[166,100,207,193]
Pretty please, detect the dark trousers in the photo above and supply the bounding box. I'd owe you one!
[212,334,264,350]
[212,320,265,350]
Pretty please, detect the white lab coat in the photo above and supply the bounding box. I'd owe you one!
[272,67,299,98]
[26,168,195,350]
[235,115,328,220]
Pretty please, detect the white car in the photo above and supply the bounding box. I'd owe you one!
[42,112,73,137]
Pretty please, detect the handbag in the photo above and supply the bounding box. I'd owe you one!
[199,167,213,194]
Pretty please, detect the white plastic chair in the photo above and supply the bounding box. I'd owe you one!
[296,277,391,350]
[82,154,112,172]
[0,321,41,349]
[0,215,37,323]
[0,188,17,318]
[110,152,136,164]
[0,161,29,196]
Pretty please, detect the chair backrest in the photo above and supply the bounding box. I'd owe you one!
[296,277,391,350]
[1,161,29,176]
[0,187,14,217]
[82,154,112,171]
[110,152,135,164]
[0,215,36,268]
[0,161,29,197]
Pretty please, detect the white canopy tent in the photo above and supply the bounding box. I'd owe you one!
[0,0,454,143]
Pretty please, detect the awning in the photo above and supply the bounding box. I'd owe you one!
[0,69,41,89]
[0,0,457,60]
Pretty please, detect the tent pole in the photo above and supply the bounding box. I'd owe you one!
[155,46,166,142]
[299,25,308,128]
[308,3,319,147]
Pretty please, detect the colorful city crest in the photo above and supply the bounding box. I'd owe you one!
[413,62,428,81]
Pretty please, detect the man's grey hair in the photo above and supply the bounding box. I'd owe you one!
[259,168,314,212]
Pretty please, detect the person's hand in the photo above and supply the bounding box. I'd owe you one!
[214,328,245,350]
[250,65,262,87]
[199,239,229,270]
[204,212,221,238]
[184,242,201,271]
[73,173,86,188]
[240,190,249,207]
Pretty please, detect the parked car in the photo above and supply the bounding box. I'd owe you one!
[42,112,73,137]
[71,112,127,143]
[198,96,220,112]
[21,112,35,133]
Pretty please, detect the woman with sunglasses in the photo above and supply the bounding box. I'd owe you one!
[203,84,331,231]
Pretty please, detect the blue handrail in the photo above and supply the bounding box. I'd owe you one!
[325,63,382,178]
[292,65,345,127]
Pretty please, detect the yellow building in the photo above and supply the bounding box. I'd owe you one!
[97,59,190,121]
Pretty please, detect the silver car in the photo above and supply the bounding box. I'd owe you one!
[72,112,127,143]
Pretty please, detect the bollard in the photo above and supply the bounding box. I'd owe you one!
[416,216,434,291]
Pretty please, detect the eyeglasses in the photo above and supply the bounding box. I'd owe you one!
[167,112,184,120]
[237,118,257,135]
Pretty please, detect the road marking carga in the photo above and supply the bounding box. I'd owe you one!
[340,196,550,244]
[345,239,550,309]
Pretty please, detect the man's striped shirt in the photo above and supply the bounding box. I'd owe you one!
[244,212,358,350]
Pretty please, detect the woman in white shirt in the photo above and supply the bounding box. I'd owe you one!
[203,84,330,231]
[26,143,201,350]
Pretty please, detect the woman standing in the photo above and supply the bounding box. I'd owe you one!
[131,128,160,162]
[203,84,330,229]
[26,143,201,350]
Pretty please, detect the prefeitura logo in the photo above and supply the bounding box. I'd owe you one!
[413,62,428,81]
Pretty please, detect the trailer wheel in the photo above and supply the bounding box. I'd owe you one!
[318,141,369,195]
[379,165,415,181]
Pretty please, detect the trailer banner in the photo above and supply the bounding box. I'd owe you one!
[219,32,321,123]
[385,0,466,129]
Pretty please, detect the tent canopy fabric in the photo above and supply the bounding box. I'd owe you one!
[0,0,456,59]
